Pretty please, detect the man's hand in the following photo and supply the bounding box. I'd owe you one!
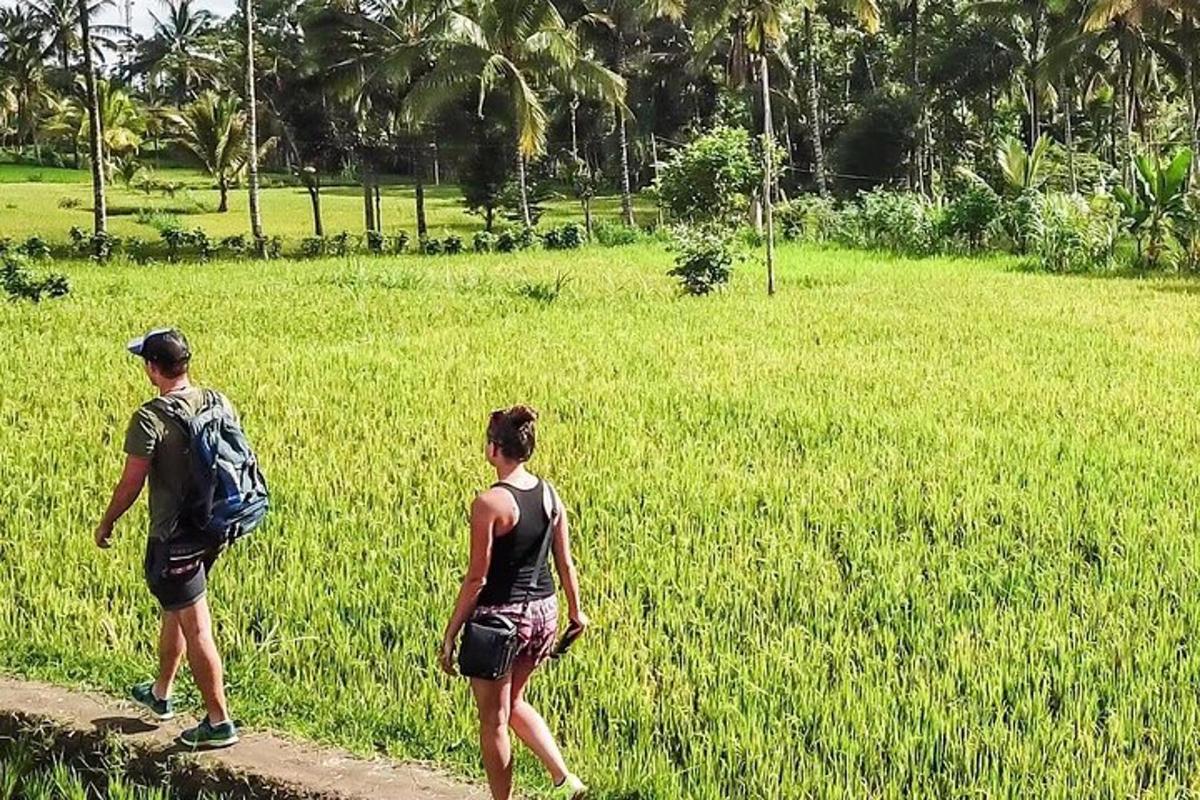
[439,637,457,676]
[94,520,114,549]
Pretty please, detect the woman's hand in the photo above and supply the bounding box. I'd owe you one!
[438,636,457,676]
[568,609,590,636]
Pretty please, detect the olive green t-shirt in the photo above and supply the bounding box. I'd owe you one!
[122,387,220,543]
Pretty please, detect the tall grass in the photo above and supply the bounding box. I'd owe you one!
[3,244,1200,797]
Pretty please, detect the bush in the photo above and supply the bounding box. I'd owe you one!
[161,228,189,261]
[300,236,327,258]
[1001,189,1043,254]
[1032,192,1122,273]
[191,228,215,262]
[856,189,939,255]
[329,231,353,257]
[657,126,760,225]
[391,231,410,254]
[262,236,284,260]
[668,225,736,295]
[136,208,182,234]
[516,273,572,303]
[87,232,121,263]
[57,196,81,209]
[17,236,52,260]
[220,235,248,258]
[776,196,839,243]
[420,236,444,256]
[366,230,386,255]
[3,254,69,302]
[495,226,537,253]
[474,231,497,253]
[542,222,586,250]
[940,183,1003,251]
[444,234,464,255]
[593,221,642,247]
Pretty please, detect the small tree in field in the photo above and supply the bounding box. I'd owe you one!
[658,127,760,295]
[657,126,760,227]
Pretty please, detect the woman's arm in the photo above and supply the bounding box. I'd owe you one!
[551,500,587,631]
[439,492,499,675]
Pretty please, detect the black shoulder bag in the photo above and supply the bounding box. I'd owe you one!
[458,484,556,681]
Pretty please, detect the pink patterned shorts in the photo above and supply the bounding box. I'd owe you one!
[473,595,559,667]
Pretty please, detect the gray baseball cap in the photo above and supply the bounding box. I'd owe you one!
[127,328,191,365]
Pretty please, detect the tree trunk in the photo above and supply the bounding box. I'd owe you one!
[363,170,376,232]
[910,0,924,194]
[1028,2,1041,149]
[61,46,81,170]
[1063,80,1077,194]
[374,183,382,231]
[308,184,323,236]
[615,40,635,227]
[414,141,428,239]
[570,95,579,160]
[804,9,828,197]
[515,147,531,227]
[583,196,592,239]
[1186,13,1198,186]
[1117,35,1132,188]
[485,206,494,232]
[218,177,229,212]
[243,0,265,254]
[761,52,776,297]
[79,0,106,235]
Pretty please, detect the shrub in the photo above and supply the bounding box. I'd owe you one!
[17,236,52,260]
[126,237,150,264]
[87,232,121,263]
[329,231,353,257]
[366,230,386,255]
[57,196,81,210]
[657,126,759,225]
[220,235,249,258]
[941,183,1003,251]
[391,231,410,254]
[300,236,327,258]
[474,231,497,253]
[1000,189,1043,255]
[542,222,586,250]
[3,254,69,302]
[262,236,284,260]
[420,236,444,256]
[856,189,939,255]
[444,234,464,255]
[516,273,572,303]
[136,208,182,234]
[594,221,642,247]
[495,226,537,253]
[161,228,189,261]
[668,225,736,295]
[192,228,215,262]
[1031,192,1122,273]
[776,195,838,243]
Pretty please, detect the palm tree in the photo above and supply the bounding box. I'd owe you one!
[78,0,106,234]
[570,0,684,226]
[243,0,265,252]
[797,0,880,196]
[44,80,145,170]
[170,91,272,213]
[407,0,625,226]
[0,10,51,158]
[29,0,121,83]
[129,0,219,104]
[302,0,470,239]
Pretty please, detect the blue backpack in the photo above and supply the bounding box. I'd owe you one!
[159,389,269,544]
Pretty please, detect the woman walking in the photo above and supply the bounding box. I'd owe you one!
[440,406,590,800]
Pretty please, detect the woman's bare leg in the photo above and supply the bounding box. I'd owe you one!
[509,656,569,786]
[471,675,514,800]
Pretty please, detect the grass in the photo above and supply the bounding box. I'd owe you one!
[5,243,1200,798]
[0,172,656,244]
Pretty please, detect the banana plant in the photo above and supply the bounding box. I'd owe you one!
[1114,148,1194,268]
[997,134,1051,193]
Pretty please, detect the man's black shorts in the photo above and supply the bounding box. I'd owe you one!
[143,533,224,612]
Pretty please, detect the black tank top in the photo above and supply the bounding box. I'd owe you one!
[477,480,556,607]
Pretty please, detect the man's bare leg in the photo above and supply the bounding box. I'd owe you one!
[154,612,186,699]
[175,595,229,723]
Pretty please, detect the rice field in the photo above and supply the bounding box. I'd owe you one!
[0,168,653,243]
[4,243,1200,798]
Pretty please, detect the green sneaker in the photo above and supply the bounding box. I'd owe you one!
[130,682,174,721]
[552,774,588,799]
[178,718,239,750]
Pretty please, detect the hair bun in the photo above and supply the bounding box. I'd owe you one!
[510,405,538,426]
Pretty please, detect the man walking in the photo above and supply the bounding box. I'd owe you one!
[95,328,256,749]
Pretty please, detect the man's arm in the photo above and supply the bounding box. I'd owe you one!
[95,455,151,548]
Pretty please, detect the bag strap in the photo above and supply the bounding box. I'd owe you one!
[493,480,558,609]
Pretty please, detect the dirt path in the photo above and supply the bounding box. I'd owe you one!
[0,677,486,800]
